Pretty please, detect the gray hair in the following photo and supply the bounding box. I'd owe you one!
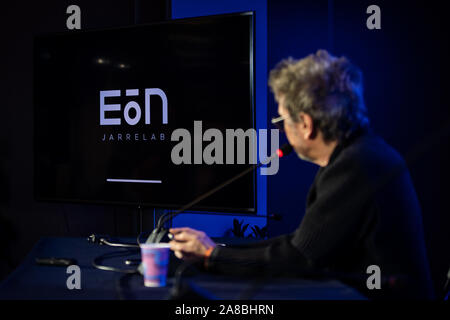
[268,50,369,142]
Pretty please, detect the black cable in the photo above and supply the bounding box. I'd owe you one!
[92,248,139,274]
[89,234,141,273]
[169,261,218,300]
[99,238,139,248]
[87,234,139,248]
[136,231,150,246]
[174,261,197,284]
[115,272,137,300]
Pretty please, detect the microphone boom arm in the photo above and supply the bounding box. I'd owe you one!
[145,143,293,244]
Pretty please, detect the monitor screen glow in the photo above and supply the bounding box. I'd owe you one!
[34,12,256,213]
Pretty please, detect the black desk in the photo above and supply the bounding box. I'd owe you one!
[0,237,366,300]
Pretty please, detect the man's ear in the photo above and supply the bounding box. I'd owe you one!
[298,113,315,140]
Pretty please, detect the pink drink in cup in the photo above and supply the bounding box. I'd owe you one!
[140,243,171,287]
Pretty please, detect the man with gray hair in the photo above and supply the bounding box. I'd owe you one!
[169,50,434,299]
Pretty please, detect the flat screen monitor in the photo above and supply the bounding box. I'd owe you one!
[34,12,256,212]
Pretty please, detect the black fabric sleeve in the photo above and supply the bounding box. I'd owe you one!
[291,152,375,268]
[208,150,375,276]
[207,234,311,276]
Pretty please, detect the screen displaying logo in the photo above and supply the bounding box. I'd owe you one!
[99,88,168,143]
[34,13,257,212]
[100,88,168,126]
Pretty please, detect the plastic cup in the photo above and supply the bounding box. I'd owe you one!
[139,243,171,287]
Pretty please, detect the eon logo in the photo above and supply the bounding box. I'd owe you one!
[100,88,168,126]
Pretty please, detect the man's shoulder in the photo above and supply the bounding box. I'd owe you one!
[321,131,407,185]
[341,132,405,170]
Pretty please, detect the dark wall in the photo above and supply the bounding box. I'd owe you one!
[267,0,450,294]
[0,0,170,281]
[267,0,328,239]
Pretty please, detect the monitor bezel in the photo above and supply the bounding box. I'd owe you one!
[33,11,257,214]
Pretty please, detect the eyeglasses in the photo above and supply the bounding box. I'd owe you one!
[271,115,289,132]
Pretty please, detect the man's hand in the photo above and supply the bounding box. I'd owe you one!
[169,227,216,261]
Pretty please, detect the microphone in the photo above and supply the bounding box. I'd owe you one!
[144,143,293,244]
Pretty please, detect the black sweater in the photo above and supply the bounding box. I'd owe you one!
[208,130,434,299]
